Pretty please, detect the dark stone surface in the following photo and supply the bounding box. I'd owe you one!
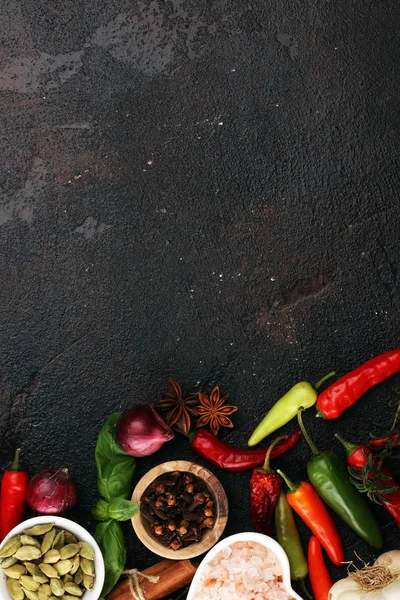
[1,0,400,591]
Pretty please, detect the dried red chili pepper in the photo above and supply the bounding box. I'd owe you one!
[308,536,333,600]
[336,434,400,528]
[190,429,301,471]
[316,349,400,419]
[370,432,400,448]
[249,435,286,535]
[0,449,30,541]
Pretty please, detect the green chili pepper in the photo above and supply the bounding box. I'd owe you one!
[297,408,383,549]
[248,372,335,446]
[274,490,311,599]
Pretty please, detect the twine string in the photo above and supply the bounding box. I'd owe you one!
[122,569,160,600]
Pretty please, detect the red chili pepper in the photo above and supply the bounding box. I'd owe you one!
[308,536,333,600]
[277,470,344,566]
[249,435,286,535]
[370,432,400,448]
[316,349,400,419]
[0,449,30,541]
[190,429,301,471]
[336,434,400,528]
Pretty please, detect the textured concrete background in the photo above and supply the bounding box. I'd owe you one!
[1,0,400,589]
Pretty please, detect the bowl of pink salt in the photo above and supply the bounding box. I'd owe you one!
[187,532,303,600]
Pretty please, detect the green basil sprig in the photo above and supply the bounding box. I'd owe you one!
[94,413,138,597]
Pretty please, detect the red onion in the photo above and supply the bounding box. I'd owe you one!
[27,468,78,515]
[116,404,174,457]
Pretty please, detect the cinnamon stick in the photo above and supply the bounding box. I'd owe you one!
[106,559,198,600]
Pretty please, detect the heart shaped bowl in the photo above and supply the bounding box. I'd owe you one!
[186,532,303,600]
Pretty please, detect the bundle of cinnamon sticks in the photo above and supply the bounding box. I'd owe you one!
[107,558,198,600]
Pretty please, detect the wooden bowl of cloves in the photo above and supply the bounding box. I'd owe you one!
[131,460,228,559]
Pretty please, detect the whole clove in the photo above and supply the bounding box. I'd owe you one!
[141,471,215,550]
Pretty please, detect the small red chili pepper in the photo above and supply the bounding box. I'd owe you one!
[316,349,400,419]
[190,429,301,471]
[0,449,30,541]
[249,435,286,535]
[370,432,400,448]
[336,434,400,528]
[277,470,344,566]
[308,536,333,600]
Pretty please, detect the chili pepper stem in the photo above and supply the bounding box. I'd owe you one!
[298,578,312,600]
[277,470,297,493]
[335,433,357,456]
[260,435,288,473]
[10,448,21,472]
[297,408,319,455]
[314,371,336,391]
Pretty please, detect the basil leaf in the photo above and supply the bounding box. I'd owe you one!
[107,497,138,521]
[93,499,109,522]
[95,519,126,596]
[95,413,136,500]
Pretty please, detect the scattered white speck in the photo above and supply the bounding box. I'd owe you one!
[218,122,223,126]
[142,169,147,172]
[43,96,46,99]
[197,136,201,139]
[179,257,183,261]
[219,273,223,278]
[334,47,338,50]
[230,342,233,346]
[231,68,236,72]
[275,103,279,107]
[190,289,194,293]
[237,272,241,277]
[270,277,276,281]
[160,208,167,213]
[147,160,153,165]
[196,380,200,385]
[212,271,216,275]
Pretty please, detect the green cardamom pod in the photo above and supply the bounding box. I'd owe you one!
[41,529,56,555]
[78,542,94,560]
[38,583,52,600]
[60,544,80,560]
[13,546,42,561]
[39,564,59,579]
[63,574,74,583]
[63,532,78,545]
[6,579,25,600]
[80,557,95,576]
[69,554,80,575]
[20,575,41,591]
[3,563,27,579]
[0,537,21,558]
[24,524,55,536]
[20,535,41,548]
[42,549,61,564]
[55,559,72,576]
[23,589,40,600]
[83,573,95,590]
[52,532,65,551]
[1,555,18,568]
[64,581,83,596]
[73,568,83,585]
[50,578,65,597]
[25,563,49,584]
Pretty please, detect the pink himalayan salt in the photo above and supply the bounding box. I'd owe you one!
[193,541,295,600]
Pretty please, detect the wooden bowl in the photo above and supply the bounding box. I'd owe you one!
[131,460,228,560]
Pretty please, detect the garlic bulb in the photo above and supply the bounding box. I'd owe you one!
[328,577,364,600]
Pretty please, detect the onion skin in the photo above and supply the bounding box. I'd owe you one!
[27,468,78,515]
[116,404,175,457]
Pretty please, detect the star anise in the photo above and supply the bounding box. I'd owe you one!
[156,378,199,436]
[195,387,238,436]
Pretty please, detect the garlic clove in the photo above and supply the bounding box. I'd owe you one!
[374,551,400,572]
[381,580,400,599]
[328,577,363,600]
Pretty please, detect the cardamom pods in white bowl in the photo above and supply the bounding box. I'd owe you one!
[0,515,105,600]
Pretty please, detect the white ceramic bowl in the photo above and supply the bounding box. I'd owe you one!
[187,532,303,600]
[0,515,105,600]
